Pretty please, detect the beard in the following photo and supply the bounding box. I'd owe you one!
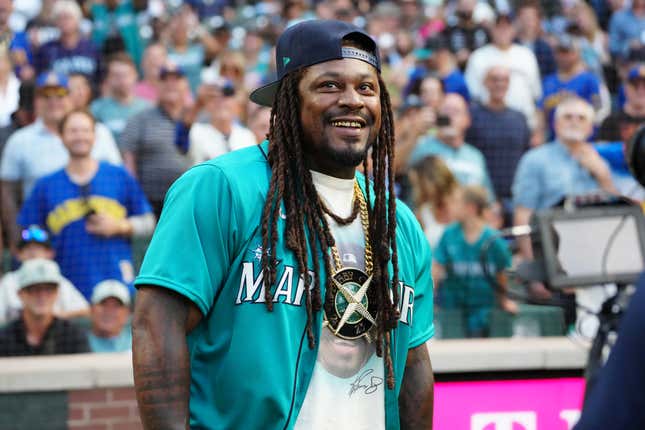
[325,138,371,167]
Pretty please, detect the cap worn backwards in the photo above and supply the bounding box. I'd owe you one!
[250,19,380,107]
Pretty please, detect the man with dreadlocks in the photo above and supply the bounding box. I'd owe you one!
[132,20,435,429]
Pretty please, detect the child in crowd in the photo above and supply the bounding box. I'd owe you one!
[432,185,518,337]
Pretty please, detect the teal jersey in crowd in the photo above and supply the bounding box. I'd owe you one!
[434,223,511,335]
[90,0,145,66]
[90,97,150,144]
[135,142,434,429]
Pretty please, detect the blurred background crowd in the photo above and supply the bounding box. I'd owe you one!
[0,0,644,355]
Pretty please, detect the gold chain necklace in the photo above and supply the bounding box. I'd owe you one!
[328,181,372,274]
[323,181,378,341]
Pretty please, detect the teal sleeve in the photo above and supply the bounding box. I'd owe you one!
[135,164,239,316]
[408,225,435,348]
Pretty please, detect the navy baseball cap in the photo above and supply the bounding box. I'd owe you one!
[250,19,380,107]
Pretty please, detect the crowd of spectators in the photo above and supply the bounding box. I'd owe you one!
[0,0,644,354]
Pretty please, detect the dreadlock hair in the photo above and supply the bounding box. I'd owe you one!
[259,45,401,389]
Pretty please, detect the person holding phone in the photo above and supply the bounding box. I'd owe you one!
[176,74,257,165]
[408,93,496,203]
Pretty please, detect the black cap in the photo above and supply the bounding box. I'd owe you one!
[249,19,380,107]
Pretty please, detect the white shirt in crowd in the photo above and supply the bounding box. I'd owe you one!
[0,119,122,198]
[0,73,20,128]
[0,270,90,326]
[188,122,257,165]
[464,43,542,128]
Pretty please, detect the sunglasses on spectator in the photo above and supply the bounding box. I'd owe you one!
[37,87,69,98]
[23,284,58,294]
[21,225,50,244]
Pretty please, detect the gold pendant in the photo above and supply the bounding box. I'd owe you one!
[324,267,378,340]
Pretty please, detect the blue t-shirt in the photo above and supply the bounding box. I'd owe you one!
[540,71,600,138]
[34,38,100,80]
[512,140,603,210]
[404,66,470,101]
[18,162,152,300]
[7,31,33,75]
[442,69,470,102]
[466,103,530,199]
[434,223,511,335]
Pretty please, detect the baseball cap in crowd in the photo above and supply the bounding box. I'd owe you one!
[414,35,449,60]
[18,225,51,249]
[35,71,69,95]
[555,34,579,51]
[399,94,424,115]
[17,259,62,291]
[160,64,186,79]
[250,19,381,107]
[201,69,236,96]
[495,10,514,24]
[627,64,645,83]
[91,280,131,306]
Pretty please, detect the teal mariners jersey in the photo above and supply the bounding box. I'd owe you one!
[135,142,435,429]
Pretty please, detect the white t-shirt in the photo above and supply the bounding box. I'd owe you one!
[0,270,90,326]
[188,122,257,165]
[464,43,542,128]
[0,73,20,127]
[294,171,385,430]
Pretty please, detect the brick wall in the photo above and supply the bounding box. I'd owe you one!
[68,388,142,430]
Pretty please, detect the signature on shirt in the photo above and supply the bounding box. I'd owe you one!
[348,369,384,397]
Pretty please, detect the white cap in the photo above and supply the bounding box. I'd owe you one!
[17,259,62,290]
[91,280,131,306]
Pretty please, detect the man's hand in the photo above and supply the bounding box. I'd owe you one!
[85,213,131,237]
[411,107,436,137]
[574,144,616,193]
[499,296,519,314]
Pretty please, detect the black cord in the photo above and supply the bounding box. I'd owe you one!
[600,215,628,280]
[479,231,597,314]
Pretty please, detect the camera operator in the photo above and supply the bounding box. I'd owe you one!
[575,125,645,430]
[408,93,495,202]
[574,273,645,430]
